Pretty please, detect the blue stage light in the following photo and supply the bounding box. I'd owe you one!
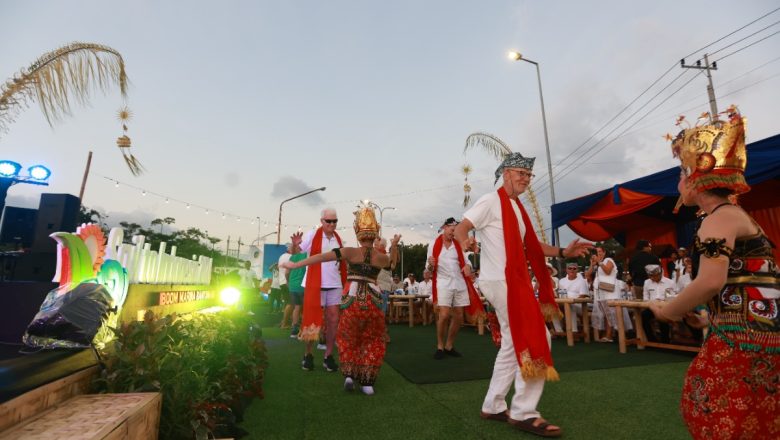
[0,161,21,178]
[28,165,51,181]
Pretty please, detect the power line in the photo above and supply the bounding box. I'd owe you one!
[529,7,780,194]
[715,29,780,62]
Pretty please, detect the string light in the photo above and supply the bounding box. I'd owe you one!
[100,175,469,236]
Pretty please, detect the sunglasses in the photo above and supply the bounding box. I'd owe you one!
[323,219,338,224]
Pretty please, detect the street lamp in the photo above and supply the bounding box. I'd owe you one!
[361,200,395,236]
[507,51,560,247]
[0,160,51,214]
[276,187,326,244]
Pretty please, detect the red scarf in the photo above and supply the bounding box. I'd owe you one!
[498,186,560,381]
[299,227,347,341]
[431,235,485,320]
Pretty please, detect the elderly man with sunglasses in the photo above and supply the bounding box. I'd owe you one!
[298,208,346,372]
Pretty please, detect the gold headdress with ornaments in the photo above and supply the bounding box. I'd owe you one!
[353,204,380,242]
[669,105,749,195]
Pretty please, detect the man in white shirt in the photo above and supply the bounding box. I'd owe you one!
[454,152,591,437]
[418,270,434,323]
[277,248,292,328]
[404,273,420,295]
[642,264,677,343]
[299,208,344,373]
[428,217,472,359]
[557,263,589,332]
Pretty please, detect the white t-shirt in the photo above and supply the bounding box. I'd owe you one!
[427,237,470,291]
[558,274,589,299]
[300,230,343,289]
[594,257,619,300]
[418,279,433,297]
[643,277,677,301]
[277,253,291,286]
[677,272,692,292]
[463,191,527,281]
[405,280,420,294]
[238,268,257,289]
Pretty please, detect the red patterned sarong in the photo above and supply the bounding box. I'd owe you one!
[681,335,780,439]
[336,283,386,386]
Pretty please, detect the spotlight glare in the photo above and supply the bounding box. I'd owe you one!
[0,161,21,177]
[28,165,51,180]
[220,287,241,306]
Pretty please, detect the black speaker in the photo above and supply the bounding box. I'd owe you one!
[0,206,37,249]
[31,193,80,253]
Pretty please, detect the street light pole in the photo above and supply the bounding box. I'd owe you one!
[362,200,395,237]
[276,187,326,244]
[508,51,559,246]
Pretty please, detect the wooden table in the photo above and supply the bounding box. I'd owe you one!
[555,297,592,346]
[608,300,702,354]
[389,294,430,327]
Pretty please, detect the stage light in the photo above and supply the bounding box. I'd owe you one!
[0,161,21,177]
[28,165,51,181]
[220,287,241,306]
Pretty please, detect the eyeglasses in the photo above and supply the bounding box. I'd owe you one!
[566,267,578,270]
[323,219,338,224]
[509,169,535,179]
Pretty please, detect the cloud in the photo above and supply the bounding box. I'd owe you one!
[270,176,326,207]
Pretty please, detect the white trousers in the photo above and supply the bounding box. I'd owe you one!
[479,280,547,420]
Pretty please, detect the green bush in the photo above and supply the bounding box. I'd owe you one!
[94,309,268,439]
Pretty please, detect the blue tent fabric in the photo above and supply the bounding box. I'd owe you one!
[552,133,780,229]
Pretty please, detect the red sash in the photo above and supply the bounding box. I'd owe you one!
[431,235,485,320]
[299,227,347,341]
[498,186,560,381]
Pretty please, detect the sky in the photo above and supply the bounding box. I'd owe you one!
[1,0,779,253]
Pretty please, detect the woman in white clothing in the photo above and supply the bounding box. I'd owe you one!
[586,247,619,342]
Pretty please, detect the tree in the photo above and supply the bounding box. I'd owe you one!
[119,221,142,237]
[78,206,109,232]
[151,218,163,233]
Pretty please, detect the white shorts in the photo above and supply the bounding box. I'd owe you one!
[320,288,342,307]
[437,288,470,308]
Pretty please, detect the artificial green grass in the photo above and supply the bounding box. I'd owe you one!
[241,316,693,440]
[384,324,696,384]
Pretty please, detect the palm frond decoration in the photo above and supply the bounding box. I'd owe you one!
[464,132,512,159]
[0,42,128,136]
[462,131,547,242]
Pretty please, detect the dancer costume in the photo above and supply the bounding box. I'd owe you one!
[671,108,780,439]
[336,207,387,386]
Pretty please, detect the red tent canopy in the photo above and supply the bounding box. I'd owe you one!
[551,134,780,261]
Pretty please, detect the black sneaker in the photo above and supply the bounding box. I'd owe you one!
[445,348,462,357]
[434,349,445,360]
[323,355,338,372]
[301,354,314,371]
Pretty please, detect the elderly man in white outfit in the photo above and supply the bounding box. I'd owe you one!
[454,152,591,438]
[557,263,589,332]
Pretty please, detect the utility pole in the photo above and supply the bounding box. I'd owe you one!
[680,53,719,122]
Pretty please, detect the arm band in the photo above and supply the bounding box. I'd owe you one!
[558,247,565,258]
[333,247,342,261]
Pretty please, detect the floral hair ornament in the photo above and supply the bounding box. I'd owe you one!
[668,105,749,212]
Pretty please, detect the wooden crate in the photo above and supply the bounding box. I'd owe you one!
[0,393,161,440]
[0,366,97,432]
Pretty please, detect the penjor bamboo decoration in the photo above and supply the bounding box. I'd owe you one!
[0,42,141,175]
[463,132,548,243]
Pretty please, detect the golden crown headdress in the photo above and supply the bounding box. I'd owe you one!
[353,204,380,242]
[669,105,749,195]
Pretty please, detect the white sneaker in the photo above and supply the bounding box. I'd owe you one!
[317,343,327,350]
[360,385,374,395]
[344,377,354,391]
